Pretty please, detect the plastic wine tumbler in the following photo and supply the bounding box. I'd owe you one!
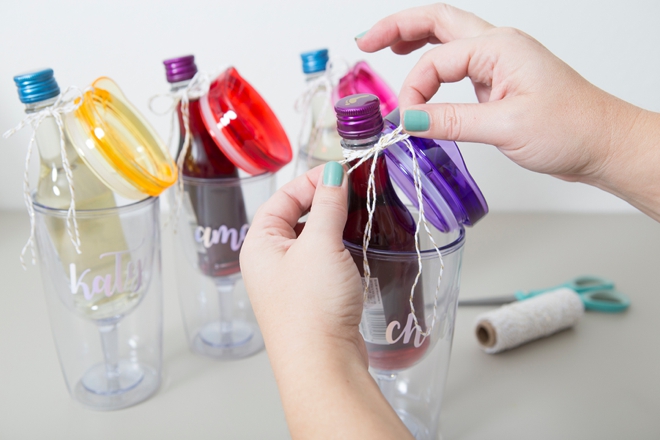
[33,197,163,410]
[172,172,276,359]
[346,225,465,440]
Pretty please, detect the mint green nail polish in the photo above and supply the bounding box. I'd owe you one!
[404,110,430,132]
[355,30,368,40]
[323,162,344,187]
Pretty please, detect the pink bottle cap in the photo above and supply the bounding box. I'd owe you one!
[336,61,398,117]
[200,67,292,175]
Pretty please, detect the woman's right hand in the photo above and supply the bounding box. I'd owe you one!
[356,3,660,217]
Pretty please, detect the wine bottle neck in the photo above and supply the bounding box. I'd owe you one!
[341,135,382,150]
[342,134,393,197]
[24,94,77,166]
[170,79,191,92]
[25,96,59,114]
[305,71,325,82]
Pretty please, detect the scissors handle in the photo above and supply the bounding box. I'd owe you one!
[516,275,615,300]
[514,275,630,313]
[580,289,631,313]
[564,275,616,294]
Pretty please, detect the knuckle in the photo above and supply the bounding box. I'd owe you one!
[315,193,344,211]
[438,104,462,140]
[497,26,523,37]
[496,26,533,42]
[433,2,454,18]
[313,194,347,217]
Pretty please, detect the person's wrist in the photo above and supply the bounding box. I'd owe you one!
[572,92,640,186]
[583,104,660,219]
[264,323,368,373]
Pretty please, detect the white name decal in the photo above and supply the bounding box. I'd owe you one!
[194,224,249,252]
[69,250,144,300]
[385,313,427,348]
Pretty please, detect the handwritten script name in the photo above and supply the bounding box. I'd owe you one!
[385,313,427,348]
[70,250,143,300]
[194,224,249,252]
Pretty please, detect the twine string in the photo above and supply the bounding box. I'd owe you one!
[340,126,444,337]
[3,87,85,269]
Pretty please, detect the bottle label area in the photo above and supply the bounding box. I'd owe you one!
[360,276,428,349]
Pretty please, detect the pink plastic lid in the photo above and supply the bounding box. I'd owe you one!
[335,61,398,117]
[200,67,292,175]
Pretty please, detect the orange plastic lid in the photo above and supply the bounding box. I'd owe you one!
[68,77,177,198]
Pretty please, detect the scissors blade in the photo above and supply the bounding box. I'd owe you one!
[458,295,517,307]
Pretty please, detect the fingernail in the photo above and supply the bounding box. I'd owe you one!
[355,30,369,40]
[323,161,344,187]
[403,110,430,132]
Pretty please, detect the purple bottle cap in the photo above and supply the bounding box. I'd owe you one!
[383,109,488,232]
[163,55,198,83]
[334,94,384,140]
[335,61,398,117]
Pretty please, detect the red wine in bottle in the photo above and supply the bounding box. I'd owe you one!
[165,56,248,278]
[336,94,429,371]
[178,98,248,278]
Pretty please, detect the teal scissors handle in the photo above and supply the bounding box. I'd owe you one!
[515,275,630,313]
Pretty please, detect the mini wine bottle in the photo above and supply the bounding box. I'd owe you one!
[163,56,248,277]
[13,69,136,321]
[335,94,429,371]
[296,49,344,173]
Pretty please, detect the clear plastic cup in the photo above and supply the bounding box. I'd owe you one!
[345,225,465,439]
[33,196,163,410]
[172,172,275,359]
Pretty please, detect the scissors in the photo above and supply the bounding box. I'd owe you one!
[458,275,631,313]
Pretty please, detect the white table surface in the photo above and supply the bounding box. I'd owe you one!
[1,211,659,439]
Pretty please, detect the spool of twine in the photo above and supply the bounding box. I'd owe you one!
[475,288,585,354]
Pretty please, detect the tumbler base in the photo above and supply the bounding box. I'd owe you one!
[74,362,160,410]
[192,320,264,359]
[397,410,431,440]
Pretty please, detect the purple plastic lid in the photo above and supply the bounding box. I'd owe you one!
[334,94,384,140]
[383,109,488,232]
[163,55,197,83]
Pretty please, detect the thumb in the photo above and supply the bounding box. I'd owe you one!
[300,162,348,248]
[401,101,512,146]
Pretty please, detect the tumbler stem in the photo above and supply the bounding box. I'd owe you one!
[375,370,398,408]
[98,320,121,392]
[215,277,235,345]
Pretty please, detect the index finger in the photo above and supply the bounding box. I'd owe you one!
[357,3,494,54]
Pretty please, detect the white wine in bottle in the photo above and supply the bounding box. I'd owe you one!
[15,69,142,321]
[296,49,344,174]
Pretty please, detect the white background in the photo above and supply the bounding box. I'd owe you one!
[0,0,657,212]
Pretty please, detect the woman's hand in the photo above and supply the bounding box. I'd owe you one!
[241,164,365,363]
[241,163,413,440]
[356,3,660,219]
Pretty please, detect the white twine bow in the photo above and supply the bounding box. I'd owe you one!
[341,126,445,338]
[3,87,85,269]
[294,59,348,172]
[149,71,213,231]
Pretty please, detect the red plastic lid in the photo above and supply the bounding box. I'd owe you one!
[200,67,292,175]
[335,61,398,117]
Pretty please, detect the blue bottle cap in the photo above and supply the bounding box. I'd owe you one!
[13,68,60,104]
[300,49,329,74]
